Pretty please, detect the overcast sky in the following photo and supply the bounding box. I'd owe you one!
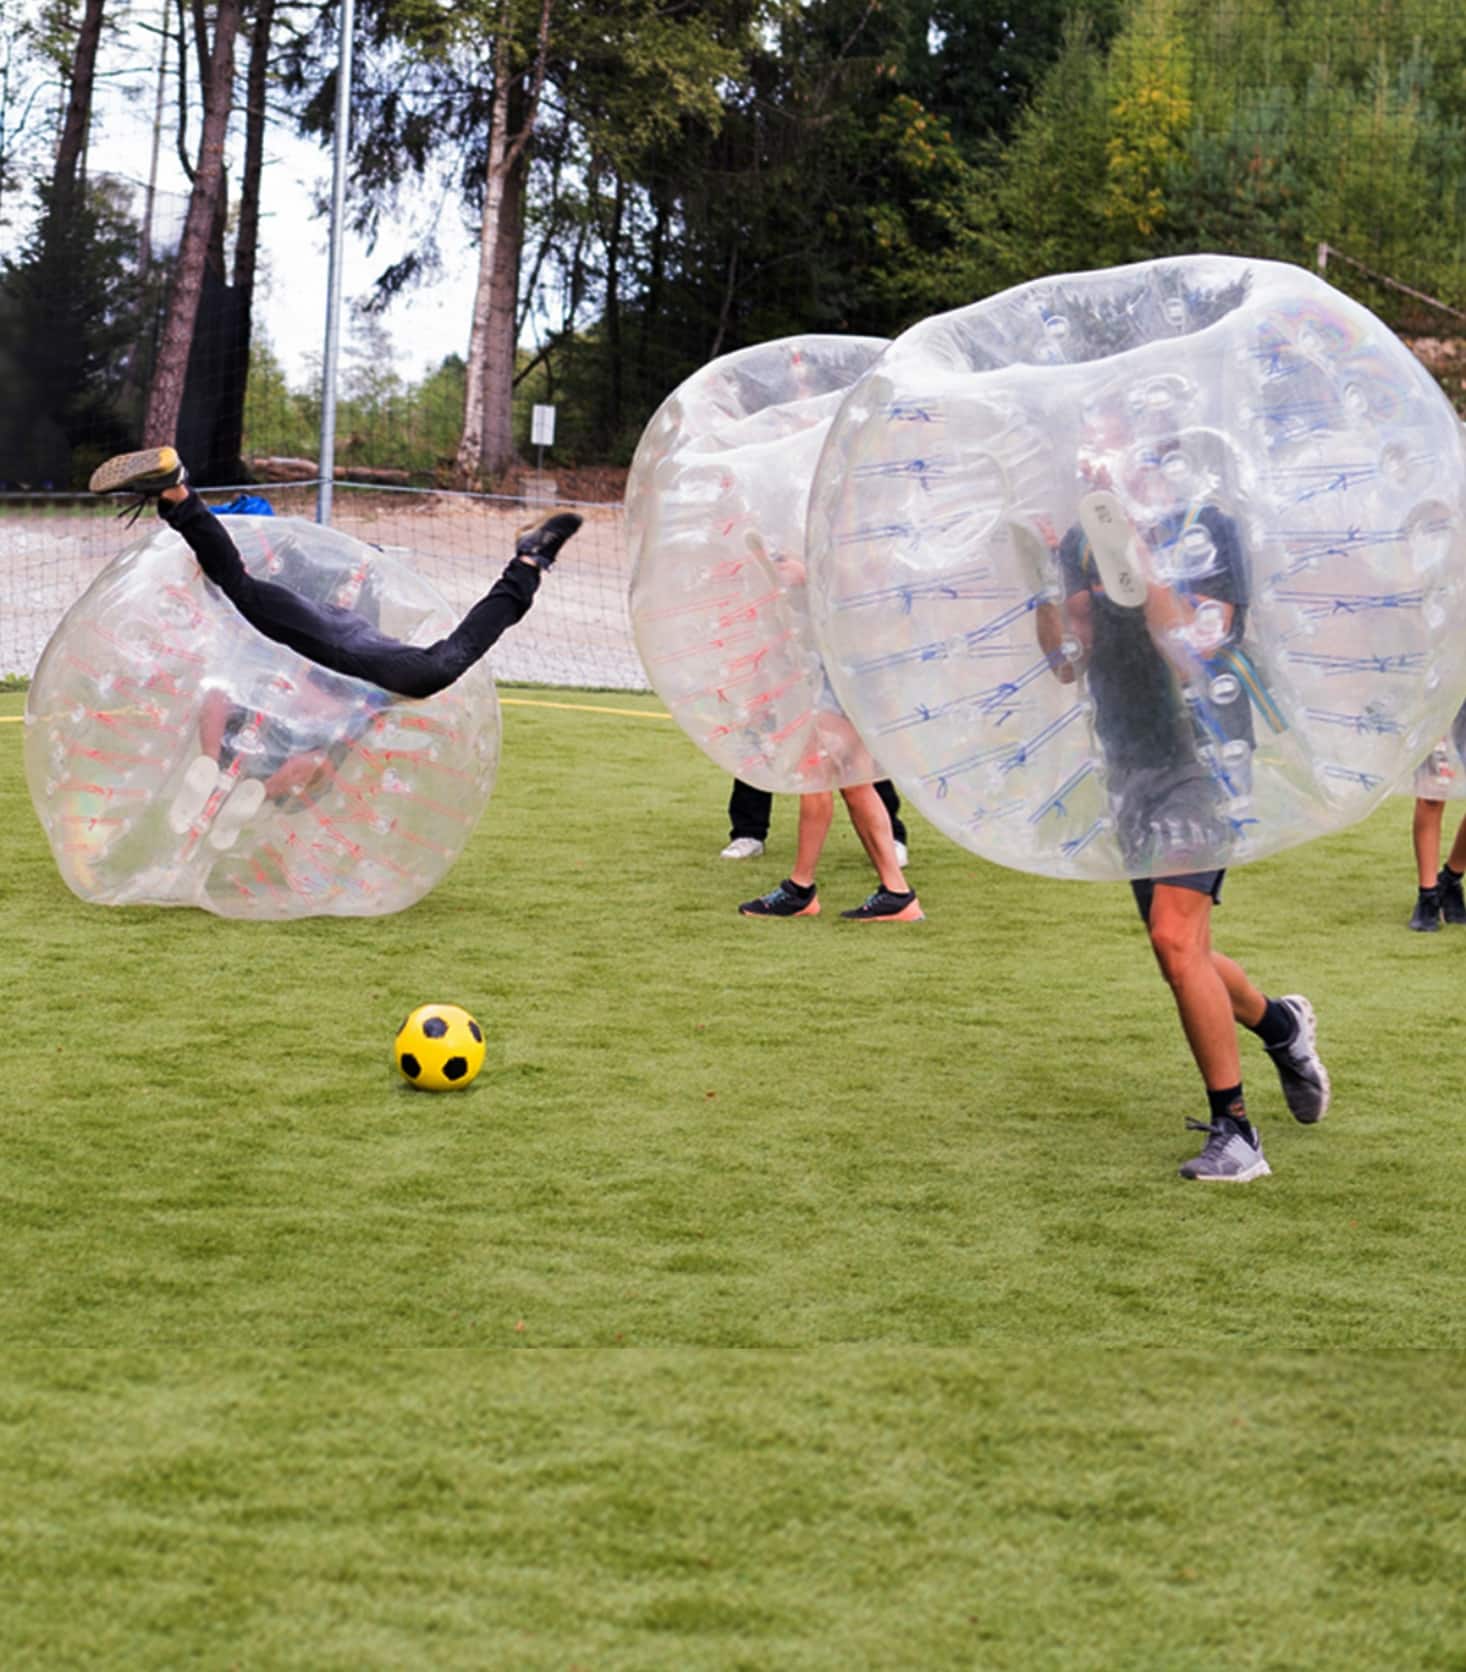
[77,16,480,387]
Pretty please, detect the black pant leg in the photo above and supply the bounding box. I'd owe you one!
[164,492,542,699]
[875,779,907,845]
[363,561,541,698]
[163,491,357,662]
[728,778,773,842]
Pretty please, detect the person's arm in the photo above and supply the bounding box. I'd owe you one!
[1143,579,1235,652]
[1143,505,1243,665]
[1046,523,1092,680]
[197,688,233,759]
[1035,598,1075,682]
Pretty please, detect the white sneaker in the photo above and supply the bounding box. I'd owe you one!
[168,754,222,834]
[893,840,909,870]
[720,836,765,860]
[208,777,267,850]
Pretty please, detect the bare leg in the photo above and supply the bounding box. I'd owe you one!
[1211,950,1266,1029]
[841,782,908,892]
[1146,884,1241,1090]
[1414,798,1444,886]
[1447,813,1466,873]
[791,792,834,888]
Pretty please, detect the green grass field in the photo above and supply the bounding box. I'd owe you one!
[4,686,1465,1667]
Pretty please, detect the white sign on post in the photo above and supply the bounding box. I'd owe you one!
[531,404,556,447]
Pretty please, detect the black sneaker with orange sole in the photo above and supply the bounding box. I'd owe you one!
[840,887,924,922]
[739,879,820,918]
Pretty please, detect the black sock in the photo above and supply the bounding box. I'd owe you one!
[1246,997,1295,1050]
[1207,1085,1251,1138]
[783,877,815,898]
[1443,864,1462,883]
[1420,884,1441,903]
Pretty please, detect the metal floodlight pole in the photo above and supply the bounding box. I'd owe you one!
[317,0,356,524]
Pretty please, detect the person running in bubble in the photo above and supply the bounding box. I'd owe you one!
[1408,701,1466,931]
[1031,427,1329,1182]
[90,447,581,699]
[732,547,922,921]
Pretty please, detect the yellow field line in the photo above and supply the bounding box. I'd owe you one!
[0,696,672,725]
[500,695,670,720]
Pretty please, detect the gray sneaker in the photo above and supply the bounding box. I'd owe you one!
[1265,994,1330,1124]
[1179,1115,1271,1182]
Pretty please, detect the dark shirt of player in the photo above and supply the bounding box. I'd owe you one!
[1057,502,1252,773]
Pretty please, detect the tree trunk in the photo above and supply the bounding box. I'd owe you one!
[455,0,553,488]
[638,191,669,386]
[478,116,524,480]
[52,0,107,208]
[455,26,513,489]
[220,0,273,475]
[233,0,273,299]
[597,171,625,453]
[143,0,242,444]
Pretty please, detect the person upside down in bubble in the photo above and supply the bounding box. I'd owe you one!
[90,446,581,846]
[1027,430,1328,1182]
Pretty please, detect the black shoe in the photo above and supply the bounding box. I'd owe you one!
[1438,869,1466,925]
[515,512,582,569]
[739,878,819,918]
[840,887,924,922]
[89,447,188,526]
[1410,889,1442,932]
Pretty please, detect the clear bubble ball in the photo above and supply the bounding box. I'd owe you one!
[25,515,500,917]
[806,256,1466,880]
[626,334,890,790]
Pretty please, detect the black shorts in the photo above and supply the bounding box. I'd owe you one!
[1110,760,1231,873]
[1131,871,1226,922]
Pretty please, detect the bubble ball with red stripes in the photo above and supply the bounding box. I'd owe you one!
[24,515,500,918]
[805,255,1466,881]
[626,334,891,791]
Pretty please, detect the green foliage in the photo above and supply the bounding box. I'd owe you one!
[16,0,1466,483]
[974,17,1113,289]
[241,336,319,462]
[0,176,144,487]
[1102,0,1193,241]
[242,324,480,482]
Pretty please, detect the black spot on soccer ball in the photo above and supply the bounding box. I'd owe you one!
[422,1015,448,1039]
[400,1052,422,1079]
[443,1056,469,1081]
[469,1020,482,1042]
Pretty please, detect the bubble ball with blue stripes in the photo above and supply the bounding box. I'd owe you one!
[806,255,1466,881]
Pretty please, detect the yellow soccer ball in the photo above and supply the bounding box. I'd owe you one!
[394,1002,486,1091]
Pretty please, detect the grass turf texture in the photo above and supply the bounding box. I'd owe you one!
[4,687,1466,1666]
